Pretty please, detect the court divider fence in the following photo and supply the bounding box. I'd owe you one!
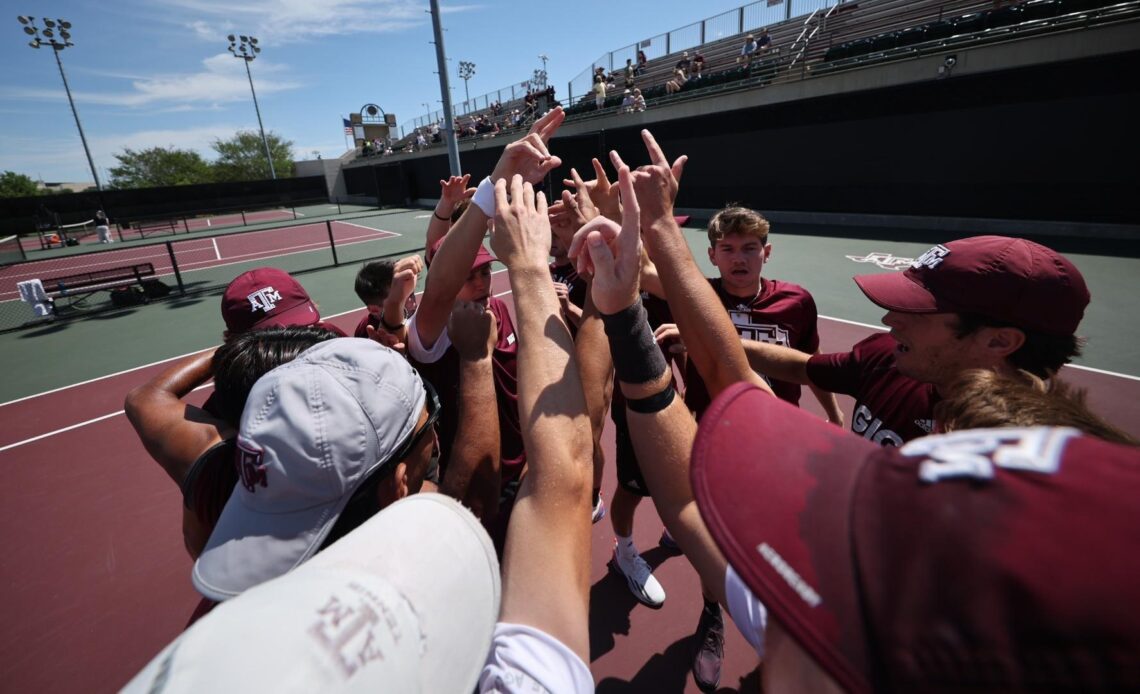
[0,208,423,334]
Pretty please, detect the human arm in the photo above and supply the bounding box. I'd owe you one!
[553,282,583,328]
[426,175,475,253]
[366,255,423,353]
[739,339,812,385]
[581,162,731,607]
[611,131,770,399]
[415,108,565,350]
[441,302,501,520]
[124,349,232,487]
[491,175,593,663]
[808,348,845,427]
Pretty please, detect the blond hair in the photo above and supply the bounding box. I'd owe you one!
[936,369,1138,446]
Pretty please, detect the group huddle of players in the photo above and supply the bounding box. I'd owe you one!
[123,107,1139,693]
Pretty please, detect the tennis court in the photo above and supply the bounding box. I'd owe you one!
[1,212,1137,693]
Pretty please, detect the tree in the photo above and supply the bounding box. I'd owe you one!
[211,130,294,182]
[108,146,213,188]
[0,171,40,198]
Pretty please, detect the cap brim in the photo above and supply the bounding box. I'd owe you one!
[129,495,499,694]
[253,299,321,330]
[853,271,939,313]
[193,491,338,602]
[690,382,878,693]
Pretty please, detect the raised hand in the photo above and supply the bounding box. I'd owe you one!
[553,281,572,314]
[364,324,407,353]
[611,130,687,235]
[490,107,565,185]
[491,175,552,271]
[584,162,642,315]
[654,323,687,354]
[563,158,621,222]
[448,300,498,361]
[438,174,475,209]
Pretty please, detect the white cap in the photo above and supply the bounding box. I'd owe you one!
[123,494,500,694]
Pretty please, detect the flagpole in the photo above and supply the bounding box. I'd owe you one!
[341,115,351,153]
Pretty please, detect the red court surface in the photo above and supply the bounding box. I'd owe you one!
[0,221,397,302]
[2,272,1138,693]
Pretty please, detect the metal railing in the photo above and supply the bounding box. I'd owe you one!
[400,75,543,137]
[567,0,844,102]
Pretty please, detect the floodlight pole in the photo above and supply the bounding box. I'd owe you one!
[228,34,276,180]
[19,17,102,192]
[428,0,461,176]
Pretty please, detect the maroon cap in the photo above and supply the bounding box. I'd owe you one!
[692,382,1140,692]
[853,236,1090,336]
[221,267,321,334]
[426,236,496,269]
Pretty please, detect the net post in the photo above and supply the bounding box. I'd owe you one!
[116,223,125,243]
[241,210,248,226]
[292,205,298,220]
[183,217,191,234]
[16,234,27,261]
[326,220,340,267]
[165,241,186,295]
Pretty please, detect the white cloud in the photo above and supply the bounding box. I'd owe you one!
[0,54,300,109]
[157,0,481,44]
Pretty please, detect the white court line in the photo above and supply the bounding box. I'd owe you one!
[336,220,403,237]
[212,237,221,261]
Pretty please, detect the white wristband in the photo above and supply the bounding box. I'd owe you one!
[471,176,496,218]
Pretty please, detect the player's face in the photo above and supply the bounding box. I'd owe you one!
[882,311,998,390]
[456,263,493,307]
[709,233,769,296]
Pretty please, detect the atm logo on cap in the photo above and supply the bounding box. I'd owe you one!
[248,286,283,313]
[236,437,268,492]
[911,245,950,270]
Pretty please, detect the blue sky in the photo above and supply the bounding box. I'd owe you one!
[1,0,751,184]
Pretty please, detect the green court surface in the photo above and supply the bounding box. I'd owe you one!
[1,211,1137,403]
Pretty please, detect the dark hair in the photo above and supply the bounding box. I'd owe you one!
[954,313,1084,378]
[354,260,396,305]
[318,467,392,550]
[451,199,470,224]
[211,326,340,426]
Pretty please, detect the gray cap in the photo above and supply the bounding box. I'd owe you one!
[193,338,427,601]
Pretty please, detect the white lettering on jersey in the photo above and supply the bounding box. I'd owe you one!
[902,427,1077,484]
[248,286,282,312]
[728,309,791,347]
[911,244,951,270]
[851,404,904,446]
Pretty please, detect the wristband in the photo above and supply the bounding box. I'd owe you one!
[627,387,675,414]
[471,176,496,217]
[432,211,451,222]
[380,315,405,331]
[600,298,668,385]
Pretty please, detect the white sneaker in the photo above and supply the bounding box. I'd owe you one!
[592,495,606,524]
[609,543,666,607]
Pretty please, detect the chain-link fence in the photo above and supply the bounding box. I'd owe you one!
[0,211,420,334]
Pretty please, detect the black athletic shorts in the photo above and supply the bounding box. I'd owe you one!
[611,402,651,497]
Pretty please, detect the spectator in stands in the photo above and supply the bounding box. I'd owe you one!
[94,209,113,244]
[124,326,340,559]
[636,49,648,75]
[665,67,688,95]
[593,71,608,110]
[623,58,636,88]
[416,130,428,149]
[631,87,646,112]
[619,89,636,114]
[676,51,692,77]
[351,255,424,350]
[691,50,706,79]
[757,27,771,52]
[190,338,441,603]
[739,33,759,68]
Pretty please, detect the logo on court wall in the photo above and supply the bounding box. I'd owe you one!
[845,252,915,271]
[248,286,283,312]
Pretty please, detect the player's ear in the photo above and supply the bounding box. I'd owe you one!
[763,243,773,262]
[707,246,716,263]
[985,327,1026,359]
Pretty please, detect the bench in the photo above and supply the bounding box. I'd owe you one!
[129,219,182,239]
[41,262,157,306]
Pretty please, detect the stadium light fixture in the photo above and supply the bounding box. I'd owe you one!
[227,33,276,180]
[17,15,103,192]
[457,60,475,108]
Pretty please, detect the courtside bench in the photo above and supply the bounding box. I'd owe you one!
[41,262,157,307]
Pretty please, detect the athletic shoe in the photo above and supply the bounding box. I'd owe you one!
[659,527,681,554]
[592,495,606,524]
[608,544,666,607]
[692,603,725,693]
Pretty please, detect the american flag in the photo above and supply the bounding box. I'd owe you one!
[342,118,353,135]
